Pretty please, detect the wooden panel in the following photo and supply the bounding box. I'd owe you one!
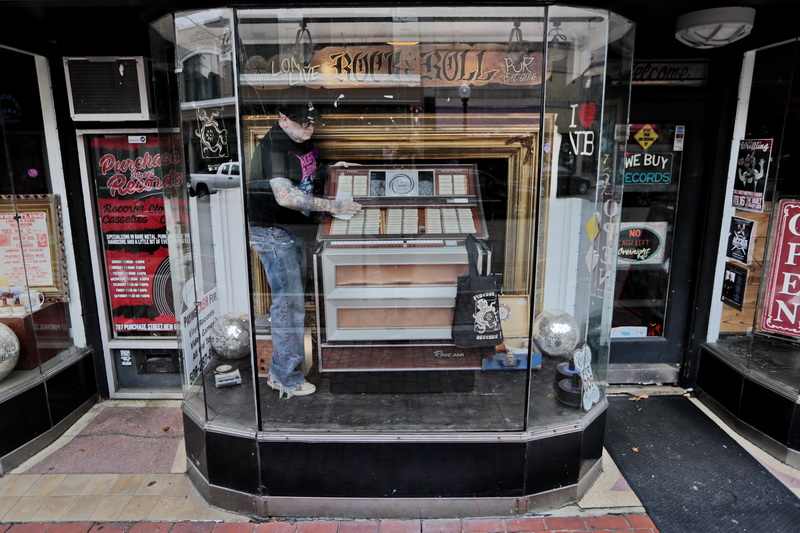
[321,344,483,371]
[720,205,771,334]
[336,264,466,286]
[338,308,454,329]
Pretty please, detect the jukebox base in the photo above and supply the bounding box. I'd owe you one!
[320,344,483,371]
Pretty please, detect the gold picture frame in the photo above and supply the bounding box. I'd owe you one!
[0,194,69,300]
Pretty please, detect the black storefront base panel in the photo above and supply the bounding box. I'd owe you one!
[696,345,800,468]
[0,349,98,474]
[181,404,606,519]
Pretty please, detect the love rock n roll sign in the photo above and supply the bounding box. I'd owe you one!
[568,102,596,156]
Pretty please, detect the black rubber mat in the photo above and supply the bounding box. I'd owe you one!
[605,395,800,533]
[329,371,475,394]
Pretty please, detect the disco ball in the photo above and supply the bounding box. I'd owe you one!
[0,323,21,382]
[532,309,580,358]
[210,312,251,360]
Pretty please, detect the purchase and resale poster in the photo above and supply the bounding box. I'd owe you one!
[90,135,185,336]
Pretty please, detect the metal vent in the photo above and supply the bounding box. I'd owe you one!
[64,57,152,121]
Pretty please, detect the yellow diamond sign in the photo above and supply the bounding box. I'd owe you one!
[586,214,600,242]
[634,124,658,150]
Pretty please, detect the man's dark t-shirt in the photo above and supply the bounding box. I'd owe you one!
[247,123,322,235]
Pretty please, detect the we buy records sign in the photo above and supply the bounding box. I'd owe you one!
[90,136,185,336]
[761,199,800,338]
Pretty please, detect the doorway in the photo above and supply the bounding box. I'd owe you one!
[609,92,716,384]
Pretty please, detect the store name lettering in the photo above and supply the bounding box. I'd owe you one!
[503,56,538,83]
[271,56,321,85]
[624,153,672,184]
[99,151,182,174]
[98,152,185,197]
[328,49,497,84]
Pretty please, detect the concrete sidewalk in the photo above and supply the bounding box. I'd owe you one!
[0,390,798,532]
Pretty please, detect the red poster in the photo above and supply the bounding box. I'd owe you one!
[89,136,185,336]
[761,199,800,338]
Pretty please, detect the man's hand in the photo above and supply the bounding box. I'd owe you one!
[329,199,361,216]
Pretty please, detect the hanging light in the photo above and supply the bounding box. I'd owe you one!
[675,7,755,49]
[293,20,314,67]
[507,19,532,68]
[548,21,569,62]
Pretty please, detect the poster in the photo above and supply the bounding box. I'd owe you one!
[180,287,218,386]
[721,262,747,311]
[725,216,755,265]
[0,210,53,287]
[0,195,69,297]
[761,199,800,337]
[732,139,772,212]
[90,136,185,336]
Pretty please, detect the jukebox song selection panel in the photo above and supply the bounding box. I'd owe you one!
[323,166,484,238]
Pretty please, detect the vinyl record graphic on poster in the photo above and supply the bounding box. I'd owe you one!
[721,262,747,311]
[725,216,755,265]
[732,139,772,212]
[89,135,185,337]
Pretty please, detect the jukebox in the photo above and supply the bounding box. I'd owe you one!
[314,165,493,371]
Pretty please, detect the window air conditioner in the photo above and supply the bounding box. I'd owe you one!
[63,56,154,121]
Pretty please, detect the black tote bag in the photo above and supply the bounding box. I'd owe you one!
[452,235,503,348]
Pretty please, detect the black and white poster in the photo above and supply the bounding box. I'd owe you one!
[721,262,748,311]
[725,216,755,265]
[732,139,772,213]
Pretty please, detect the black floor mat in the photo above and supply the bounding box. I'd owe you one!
[329,371,475,394]
[605,395,800,533]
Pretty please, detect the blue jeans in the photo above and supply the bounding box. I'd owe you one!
[251,226,307,388]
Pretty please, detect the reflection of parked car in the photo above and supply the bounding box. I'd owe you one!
[188,161,240,197]
[556,165,593,196]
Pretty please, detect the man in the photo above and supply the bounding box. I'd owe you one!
[248,100,360,398]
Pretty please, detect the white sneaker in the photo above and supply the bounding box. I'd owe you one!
[266,374,316,399]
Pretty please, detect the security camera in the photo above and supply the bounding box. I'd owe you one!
[459,84,471,99]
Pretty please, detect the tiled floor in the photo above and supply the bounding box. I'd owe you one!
[0,390,798,531]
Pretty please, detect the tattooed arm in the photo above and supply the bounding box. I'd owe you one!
[270,178,361,216]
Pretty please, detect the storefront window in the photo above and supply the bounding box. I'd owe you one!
[711,39,800,394]
[1,45,93,465]
[169,6,633,433]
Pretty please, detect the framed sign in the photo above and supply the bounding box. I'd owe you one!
[725,216,755,265]
[761,199,800,337]
[617,222,667,265]
[721,262,747,311]
[0,194,69,299]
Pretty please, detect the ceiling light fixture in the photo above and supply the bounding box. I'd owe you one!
[675,7,755,49]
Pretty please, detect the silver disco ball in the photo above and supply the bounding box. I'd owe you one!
[0,323,21,382]
[210,312,251,360]
[532,309,580,358]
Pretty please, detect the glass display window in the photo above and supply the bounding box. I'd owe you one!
[709,39,800,396]
[167,6,634,434]
[0,44,95,471]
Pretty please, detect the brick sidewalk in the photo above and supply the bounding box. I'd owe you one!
[0,514,659,532]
